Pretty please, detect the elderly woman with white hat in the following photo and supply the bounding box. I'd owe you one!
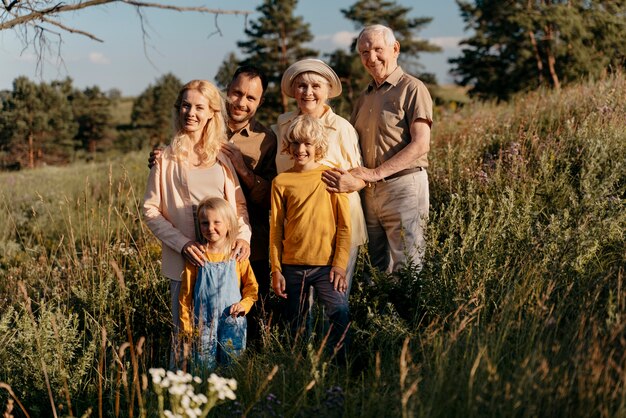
[273,58,367,294]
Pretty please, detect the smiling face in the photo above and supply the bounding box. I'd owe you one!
[226,74,264,130]
[293,73,330,118]
[199,208,230,250]
[357,30,400,85]
[289,140,318,171]
[179,89,214,138]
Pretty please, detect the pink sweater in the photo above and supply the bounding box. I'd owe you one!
[143,149,251,281]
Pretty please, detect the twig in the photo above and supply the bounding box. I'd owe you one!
[0,382,30,418]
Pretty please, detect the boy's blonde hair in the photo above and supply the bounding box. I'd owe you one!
[196,197,238,253]
[281,114,328,161]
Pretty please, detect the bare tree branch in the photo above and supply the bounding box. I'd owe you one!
[39,15,104,42]
[2,0,253,78]
[0,0,251,31]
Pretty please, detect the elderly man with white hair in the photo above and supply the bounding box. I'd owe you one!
[324,24,433,275]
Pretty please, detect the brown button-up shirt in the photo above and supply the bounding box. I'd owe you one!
[228,118,277,262]
[351,66,433,169]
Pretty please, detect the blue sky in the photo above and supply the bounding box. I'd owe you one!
[0,1,467,96]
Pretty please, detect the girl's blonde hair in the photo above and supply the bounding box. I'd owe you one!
[281,114,328,161]
[168,80,227,164]
[196,197,238,253]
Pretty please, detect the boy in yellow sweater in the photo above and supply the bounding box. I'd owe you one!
[270,114,351,358]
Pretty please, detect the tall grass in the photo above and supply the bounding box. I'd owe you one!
[1,74,624,417]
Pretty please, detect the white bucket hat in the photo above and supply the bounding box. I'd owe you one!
[281,59,342,99]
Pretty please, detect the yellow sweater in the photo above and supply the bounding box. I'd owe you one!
[270,165,351,273]
[179,252,258,334]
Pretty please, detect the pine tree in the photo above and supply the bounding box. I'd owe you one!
[328,0,441,118]
[130,73,182,149]
[450,0,626,100]
[342,0,441,72]
[72,86,113,155]
[215,52,241,90]
[0,77,77,168]
[234,0,318,124]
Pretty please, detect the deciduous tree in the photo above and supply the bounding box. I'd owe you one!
[450,0,626,100]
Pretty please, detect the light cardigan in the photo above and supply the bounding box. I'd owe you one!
[143,148,251,281]
[273,105,367,247]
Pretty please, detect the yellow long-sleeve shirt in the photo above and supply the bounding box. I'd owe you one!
[270,165,351,273]
[179,252,258,334]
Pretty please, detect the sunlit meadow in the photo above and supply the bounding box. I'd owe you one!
[1,74,624,417]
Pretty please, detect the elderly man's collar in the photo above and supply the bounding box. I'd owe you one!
[367,66,404,92]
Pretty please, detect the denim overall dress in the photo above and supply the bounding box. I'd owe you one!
[193,259,247,370]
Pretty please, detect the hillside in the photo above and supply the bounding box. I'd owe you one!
[1,74,625,417]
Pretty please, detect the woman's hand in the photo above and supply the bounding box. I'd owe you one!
[321,167,366,193]
[271,271,287,299]
[181,241,207,267]
[231,239,250,261]
[330,266,347,293]
[229,302,245,317]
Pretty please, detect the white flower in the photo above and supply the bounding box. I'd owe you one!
[168,384,186,396]
[208,373,238,401]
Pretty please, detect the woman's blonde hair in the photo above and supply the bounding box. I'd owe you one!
[168,80,227,164]
[196,197,238,254]
[282,114,328,161]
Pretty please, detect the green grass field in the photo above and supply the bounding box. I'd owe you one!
[0,74,624,417]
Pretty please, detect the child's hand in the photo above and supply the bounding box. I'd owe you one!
[272,271,287,299]
[229,303,245,317]
[330,266,347,293]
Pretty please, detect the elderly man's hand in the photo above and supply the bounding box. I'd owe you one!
[322,168,366,193]
[350,167,381,183]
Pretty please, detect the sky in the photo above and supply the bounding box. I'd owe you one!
[0,1,467,96]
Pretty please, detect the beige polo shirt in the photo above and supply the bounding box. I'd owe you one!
[351,66,433,169]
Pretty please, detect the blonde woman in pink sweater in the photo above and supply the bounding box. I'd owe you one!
[143,80,251,367]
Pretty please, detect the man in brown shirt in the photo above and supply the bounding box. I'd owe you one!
[219,66,277,345]
[220,66,277,285]
[350,24,433,274]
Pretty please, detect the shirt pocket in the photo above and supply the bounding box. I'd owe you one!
[381,100,404,127]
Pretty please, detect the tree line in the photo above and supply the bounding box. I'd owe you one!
[1,0,624,170]
[0,75,183,170]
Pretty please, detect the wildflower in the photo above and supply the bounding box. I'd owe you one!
[148,368,237,416]
[208,373,237,400]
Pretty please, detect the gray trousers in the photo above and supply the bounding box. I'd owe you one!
[362,170,429,273]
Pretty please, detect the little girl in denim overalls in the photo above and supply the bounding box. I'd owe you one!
[179,197,258,370]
